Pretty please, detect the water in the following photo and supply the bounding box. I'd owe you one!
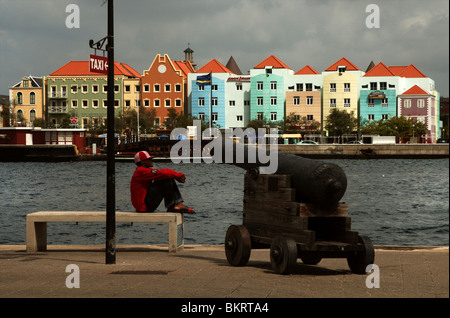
[0,159,448,246]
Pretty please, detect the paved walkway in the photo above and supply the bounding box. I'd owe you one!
[0,245,448,300]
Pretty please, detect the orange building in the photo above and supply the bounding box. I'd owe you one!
[141,53,195,128]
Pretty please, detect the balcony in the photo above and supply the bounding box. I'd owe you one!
[49,92,68,99]
[48,105,67,113]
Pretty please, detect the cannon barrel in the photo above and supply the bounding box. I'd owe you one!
[223,142,347,207]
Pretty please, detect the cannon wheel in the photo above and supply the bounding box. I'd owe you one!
[225,225,251,266]
[270,235,298,274]
[347,235,375,274]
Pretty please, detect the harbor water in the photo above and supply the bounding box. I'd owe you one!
[0,158,448,247]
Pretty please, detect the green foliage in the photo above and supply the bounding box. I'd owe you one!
[325,109,358,136]
[360,116,427,137]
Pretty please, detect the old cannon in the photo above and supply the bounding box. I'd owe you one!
[224,145,375,275]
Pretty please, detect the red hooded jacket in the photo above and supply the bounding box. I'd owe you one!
[130,166,184,212]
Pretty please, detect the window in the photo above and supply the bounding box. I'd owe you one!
[296,83,303,91]
[293,96,300,105]
[153,99,159,107]
[212,98,218,106]
[368,99,375,107]
[229,100,235,106]
[236,84,242,91]
[270,81,277,90]
[212,85,218,91]
[404,99,411,108]
[417,99,425,108]
[92,85,99,93]
[92,100,99,108]
[199,98,205,106]
[236,115,243,122]
[135,85,141,92]
[82,85,88,93]
[257,82,263,90]
[71,100,78,108]
[257,97,263,106]
[144,99,150,107]
[330,99,336,107]
[153,84,160,92]
[380,82,387,90]
[82,100,88,108]
[344,83,350,92]
[270,112,277,121]
[114,85,119,93]
[144,84,150,92]
[125,85,130,93]
[30,92,36,104]
[71,85,78,93]
[17,92,23,104]
[307,115,314,121]
[370,82,377,90]
[382,98,388,107]
[175,84,182,92]
[198,86,204,91]
[125,100,131,107]
[270,97,277,106]
[165,84,171,92]
[30,110,36,122]
[154,118,160,126]
[165,99,171,107]
[61,86,67,97]
[114,100,119,107]
[330,83,336,92]
[257,112,264,120]
[307,96,313,105]
[212,113,218,121]
[175,99,182,107]
[382,114,389,120]
[198,113,205,120]
[244,100,250,106]
[368,114,375,120]
[344,98,350,107]
[306,83,312,91]
[103,85,108,93]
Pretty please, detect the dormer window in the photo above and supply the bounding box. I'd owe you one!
[338,66,346,75]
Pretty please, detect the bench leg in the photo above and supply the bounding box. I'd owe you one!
[26,221,47,252]
[168,214,184,253]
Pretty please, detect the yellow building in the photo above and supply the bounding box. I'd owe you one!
[322,58,365,130]
[9,76,45,126]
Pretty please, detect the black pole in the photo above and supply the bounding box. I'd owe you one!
[105,0,116,264]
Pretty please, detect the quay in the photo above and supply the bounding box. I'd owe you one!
[0,244,448,300]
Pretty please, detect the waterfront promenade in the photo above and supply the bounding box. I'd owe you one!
[0,244,447,300]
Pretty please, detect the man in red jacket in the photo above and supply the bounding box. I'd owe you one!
[130,151,195,213]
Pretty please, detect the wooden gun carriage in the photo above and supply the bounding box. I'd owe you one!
[225,169,375,275]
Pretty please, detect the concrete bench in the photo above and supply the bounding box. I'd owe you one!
[26,211,184,253]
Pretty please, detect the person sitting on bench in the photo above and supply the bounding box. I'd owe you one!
[130,151,195,214]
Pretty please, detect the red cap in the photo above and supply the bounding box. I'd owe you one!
[134,151,154,164]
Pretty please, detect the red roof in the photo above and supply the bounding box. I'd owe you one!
[401,85,430,95]
[196,59,233,73]
[50,61,141,77]
[295,65,319,75]
[325,57,360,71]
[254,55,291,69]
[388,64,427,78]
[363,62,395,77]
[173,60,195,77]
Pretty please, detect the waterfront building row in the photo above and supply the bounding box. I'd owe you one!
[7,49,441,142]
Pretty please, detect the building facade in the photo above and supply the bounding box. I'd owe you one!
[9,76,44,126]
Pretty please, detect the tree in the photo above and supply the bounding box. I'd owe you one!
[360,116,427,139]
[325,109,358,136]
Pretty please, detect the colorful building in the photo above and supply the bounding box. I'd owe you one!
[141,53,195,127]
[249,55,293,123]
[286,65,322,129]
[360,62,398,122]
[188,59,234,128]
[9,76,44,126]
[398,85,438,143]
[47,61,141,129]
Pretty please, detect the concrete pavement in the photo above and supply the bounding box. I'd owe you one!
[0,245,448,300]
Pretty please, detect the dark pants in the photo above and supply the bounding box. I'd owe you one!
[144,179,183,212]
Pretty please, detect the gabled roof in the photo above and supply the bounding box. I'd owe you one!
[12,75,43,88]
[226,56,243,75]
[253,55,291,70]
[295,65,319,75]
[388,64,427,78]
[173,60,195,77]
[50,61,141,77]
[363,62,395,77]
[401,85,430,95]
[196,59,233,73]
[325,57,360,71]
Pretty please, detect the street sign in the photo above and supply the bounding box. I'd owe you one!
[89,54,109,74]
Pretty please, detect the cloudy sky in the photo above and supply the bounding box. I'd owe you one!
[1,0,448,96]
